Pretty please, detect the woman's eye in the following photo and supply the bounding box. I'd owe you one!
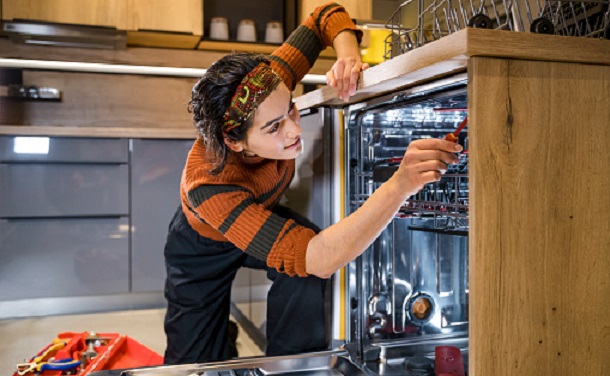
[269,122,280,133]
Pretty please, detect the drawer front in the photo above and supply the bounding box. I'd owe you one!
[0,164,129,217]
[0,217,129,301]
[0,136,128,163]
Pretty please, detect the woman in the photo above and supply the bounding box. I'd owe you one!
[163,2,462,365]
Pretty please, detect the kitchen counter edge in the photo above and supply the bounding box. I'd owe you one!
[294,28,610,110]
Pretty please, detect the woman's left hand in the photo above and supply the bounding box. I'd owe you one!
[326,57,369,102]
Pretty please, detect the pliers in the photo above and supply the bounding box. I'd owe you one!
[17,358,81,375]
[16,338,80,375]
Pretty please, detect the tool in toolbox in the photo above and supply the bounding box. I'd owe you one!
[14,331,164,376]
[17,358,81,375]
[80,332,111,368]
[16,338,80,375]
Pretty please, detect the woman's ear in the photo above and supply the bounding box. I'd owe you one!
[224,137,244,153]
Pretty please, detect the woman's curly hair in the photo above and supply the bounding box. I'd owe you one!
[189,53,269,175]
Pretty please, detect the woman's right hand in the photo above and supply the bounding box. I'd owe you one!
[394,138,463,197]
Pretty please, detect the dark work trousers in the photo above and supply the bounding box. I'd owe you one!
[163,206,328,365]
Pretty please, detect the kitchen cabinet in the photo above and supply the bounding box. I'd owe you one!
[468,56,610,376]
[1,0,203,35]
[298,0,372,23]
[126,0,203,35]
[1,0,129,29]
[0,137,130,300]
[0,217,130,300]
[0,135,193,315]
[0,137,129,217]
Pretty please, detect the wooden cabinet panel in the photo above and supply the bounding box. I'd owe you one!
[298,0,372,23]
[14,70,194,129]
[127,0,203,35]
[1,0,128,28]
[469,56,610,376]
[2,0,203,35]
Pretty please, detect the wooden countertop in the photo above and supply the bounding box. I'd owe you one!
[294,28,610,110]
[0,125,198,139]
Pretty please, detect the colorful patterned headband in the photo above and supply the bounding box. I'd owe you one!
[222,62,282,134]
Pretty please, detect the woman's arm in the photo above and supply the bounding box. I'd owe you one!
[305,138,463,278]
[269,3,362,91]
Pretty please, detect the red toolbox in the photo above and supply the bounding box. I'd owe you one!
[14,331,163,376]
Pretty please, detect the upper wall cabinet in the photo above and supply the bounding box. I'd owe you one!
[126,0,203,35]
[1,0,129,29]
[1,0,204,35]
[298,0,372,23]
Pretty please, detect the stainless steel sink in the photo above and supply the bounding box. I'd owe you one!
[121,350,369,376]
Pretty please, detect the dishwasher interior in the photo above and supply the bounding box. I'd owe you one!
[343,78,469,375]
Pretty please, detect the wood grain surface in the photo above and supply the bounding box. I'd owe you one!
[298,0,372,23]
[2,0,128,28]
[2,70,195,129]
[468,56,610,376]
[2,0,204,35]
[126,0,203,35]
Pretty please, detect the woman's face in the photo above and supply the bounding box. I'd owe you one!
[227,82,302,160]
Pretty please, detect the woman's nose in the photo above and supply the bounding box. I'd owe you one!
[285,118,301,138]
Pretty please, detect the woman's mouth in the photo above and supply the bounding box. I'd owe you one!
[285,137,301,149]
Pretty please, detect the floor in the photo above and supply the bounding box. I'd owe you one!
[0,306,264,375]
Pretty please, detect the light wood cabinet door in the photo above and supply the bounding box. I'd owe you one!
[126,0,203,35]
[298,0,372,23]
[2,0,203,36]
[469,56,610,376]
[1,0,128,29]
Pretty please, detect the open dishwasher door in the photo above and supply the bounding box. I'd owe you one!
[118,350,367,376]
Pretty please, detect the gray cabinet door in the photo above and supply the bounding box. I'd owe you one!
[0,164,129,217]
[130,139,192,292]
[0,217,129,301]
[0,136,129,218]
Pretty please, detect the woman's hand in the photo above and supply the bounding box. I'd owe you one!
[393,138,463,197]
[326,57,369,101]
[327,30,369,101]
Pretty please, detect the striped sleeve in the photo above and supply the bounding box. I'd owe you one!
[186,184,315,277]
[269,2,363,90]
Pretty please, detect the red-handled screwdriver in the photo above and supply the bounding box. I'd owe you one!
[444,116,468,142]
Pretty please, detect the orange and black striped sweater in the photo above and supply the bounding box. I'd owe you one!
[181,3,361,277]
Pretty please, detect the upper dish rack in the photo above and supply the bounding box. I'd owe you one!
[384,0,610,58]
